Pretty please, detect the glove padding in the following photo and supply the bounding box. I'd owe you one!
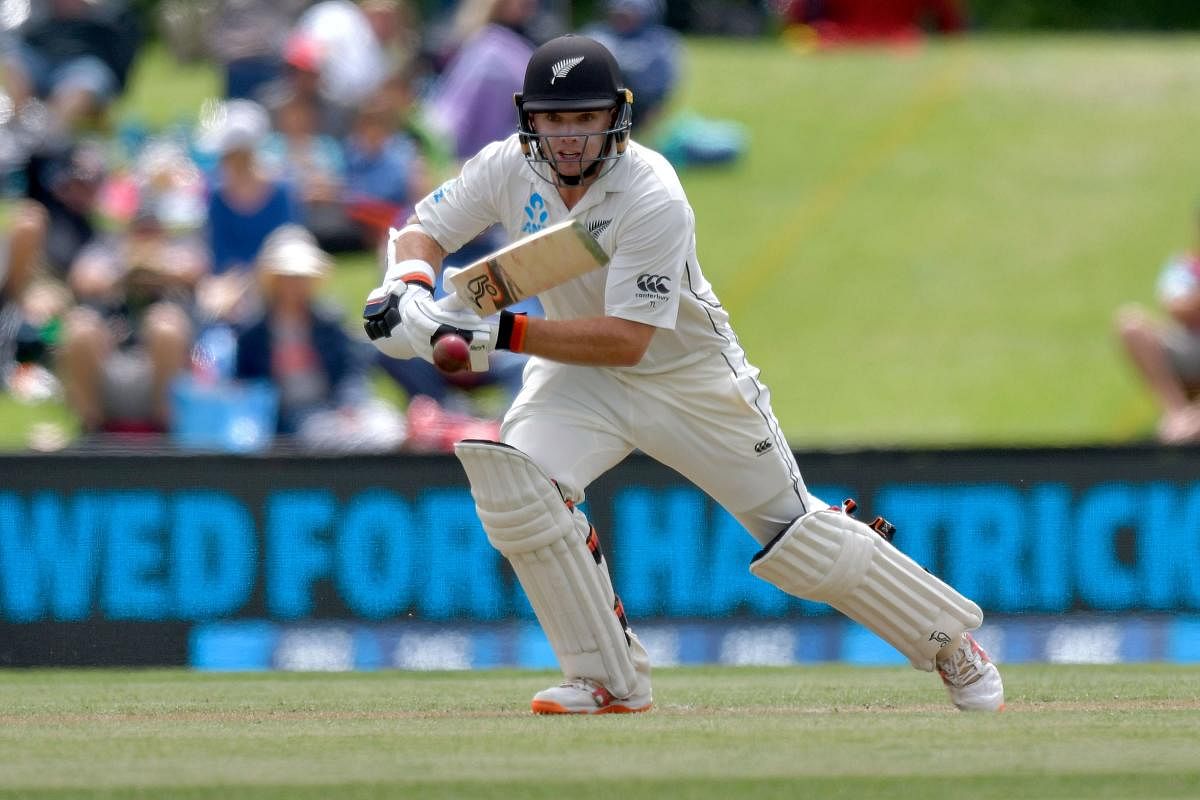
[363,290,401,341]
[363,282,430,359]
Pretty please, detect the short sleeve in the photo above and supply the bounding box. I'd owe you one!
[604,198,691,330]
[414,141,507,254]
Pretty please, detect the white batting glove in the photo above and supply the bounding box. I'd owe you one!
[362,287,413,358]
[401,292,497,369]
[363,259,438,357]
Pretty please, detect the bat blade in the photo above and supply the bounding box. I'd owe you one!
[446,219,608,316]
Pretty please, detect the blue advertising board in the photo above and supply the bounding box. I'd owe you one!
[0,446,1198,666]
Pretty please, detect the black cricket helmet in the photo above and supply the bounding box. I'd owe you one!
[515,35,634,186]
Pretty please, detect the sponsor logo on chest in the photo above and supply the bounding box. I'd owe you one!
[521,192,549,234]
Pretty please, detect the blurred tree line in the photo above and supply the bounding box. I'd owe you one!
[120,0,1200,36]
[970,0,1200,30]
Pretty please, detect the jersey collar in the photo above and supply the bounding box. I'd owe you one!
[551,140,635,216]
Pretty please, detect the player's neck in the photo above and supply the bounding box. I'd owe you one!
[556,184,589,210]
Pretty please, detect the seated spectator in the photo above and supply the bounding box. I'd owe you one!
[57,191,206,434]
[1117,215,1200,443]
[158,0,308,100]
[2,0,142,133]
[22,139,107,279]
[234,225,405,451]
[583,0,681,134]
[202,0,308,100]
[362,0,425,82]
[0,201,55,396]
[261,90,350,251]
[198,98,298,324]
[291,0,391,108]
[0,201,46,321]
[341,95,430,251]
[422,0,545,311]
[255,33,357,140]
[425,0,540,161]
[375,60,455,195]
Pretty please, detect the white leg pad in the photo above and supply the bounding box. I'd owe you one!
[454,440,643,699]
[750,506,983,670]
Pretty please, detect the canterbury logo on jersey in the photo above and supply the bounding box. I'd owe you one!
[550,57,584,84]
[588,219,611,239]
[754,439,773,455]
[636,274,670,294]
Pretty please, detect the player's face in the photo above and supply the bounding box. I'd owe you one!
[529,110,614,178]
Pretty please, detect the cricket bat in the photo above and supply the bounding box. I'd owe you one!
[445,218,609,317]
[415,219,608,373]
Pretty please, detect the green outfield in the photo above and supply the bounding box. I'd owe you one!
[6,35,1200,448]
[0,665,1195,798]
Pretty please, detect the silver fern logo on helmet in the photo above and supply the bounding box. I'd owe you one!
[550,57,584,84]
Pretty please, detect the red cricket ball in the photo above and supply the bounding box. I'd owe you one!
[432,334,471,373]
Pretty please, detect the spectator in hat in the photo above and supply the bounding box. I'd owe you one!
[1117,209,1200,443]
[234,225,405,450]
[57,184,207,434]
[201,99,299,278]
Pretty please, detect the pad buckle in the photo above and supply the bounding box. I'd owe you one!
[841,498,896,544]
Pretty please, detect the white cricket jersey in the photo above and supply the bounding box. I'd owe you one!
[415,135,737,374]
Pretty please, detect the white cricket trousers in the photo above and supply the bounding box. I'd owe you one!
[501,348,816,544]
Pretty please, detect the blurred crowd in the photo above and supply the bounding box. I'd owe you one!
[0,0,692,453]
[0,0,966,453]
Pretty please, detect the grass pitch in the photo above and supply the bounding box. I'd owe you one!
[0,665,1196,798]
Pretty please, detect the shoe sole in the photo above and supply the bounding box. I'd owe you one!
[955,702,1006,712]
[530,700,653,715]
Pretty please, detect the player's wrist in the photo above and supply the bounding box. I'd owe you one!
[385,258,435,292]
[496,311,529,352]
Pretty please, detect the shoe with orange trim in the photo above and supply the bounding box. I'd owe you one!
[937,632,1006,712]
[530,678,653,715]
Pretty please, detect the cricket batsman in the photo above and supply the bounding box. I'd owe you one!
[363,34,1005,713]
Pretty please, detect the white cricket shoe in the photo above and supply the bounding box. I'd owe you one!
[530,678,653,715]
[937,632,1006,712]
